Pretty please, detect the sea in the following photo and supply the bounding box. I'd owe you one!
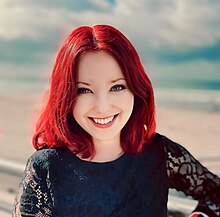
[0,75,220,112]
[0,71,219,215]
[154,87,220,112]
[0,73,220,112]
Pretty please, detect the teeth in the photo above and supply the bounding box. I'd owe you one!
[92,115,114,125]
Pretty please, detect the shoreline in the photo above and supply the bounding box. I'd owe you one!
[156,107,220,174]
[0,94,219,173]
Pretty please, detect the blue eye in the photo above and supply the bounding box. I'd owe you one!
[111,85,126,91]
[77,88,92,94]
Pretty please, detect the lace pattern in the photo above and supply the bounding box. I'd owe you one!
[12,154,53,216]
[12,134,220,216]
[163,135,220,216]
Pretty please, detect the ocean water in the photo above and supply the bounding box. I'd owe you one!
[153,78,220,112]
[1,78,220,112]
[155,88,220,112]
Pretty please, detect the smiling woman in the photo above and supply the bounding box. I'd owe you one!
[72,51,134,162]
[31,25,156,160]
[12,25,219,217]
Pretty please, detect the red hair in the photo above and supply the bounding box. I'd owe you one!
[33,24,156,158]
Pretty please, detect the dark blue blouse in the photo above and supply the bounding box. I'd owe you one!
[12,133,219,217]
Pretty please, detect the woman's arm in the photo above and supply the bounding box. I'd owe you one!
[12,151,53,216]
[160,135,220,217]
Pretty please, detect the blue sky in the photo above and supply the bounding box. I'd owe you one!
[0,0,220,92]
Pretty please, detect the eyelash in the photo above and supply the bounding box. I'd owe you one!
[110,84,127,91]
[77,88,92,94]
[77,85,127,94]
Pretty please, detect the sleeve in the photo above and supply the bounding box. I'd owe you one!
[12,152,53,217]
[162,135,220,217]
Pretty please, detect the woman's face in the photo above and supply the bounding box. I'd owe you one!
[72,51,134,144]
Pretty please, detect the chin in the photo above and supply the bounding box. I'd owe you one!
[91,132,121,142]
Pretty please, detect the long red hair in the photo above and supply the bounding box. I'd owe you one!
[33,24,156,158]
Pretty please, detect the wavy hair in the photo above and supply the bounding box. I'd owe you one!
[33,24,156,158]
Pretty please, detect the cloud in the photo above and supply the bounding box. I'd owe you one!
[114,0,220,49]
[0,0,220,71]
[89,0,113,10]
[0,0,219,98]
[0,3,79,40]
[0,0,219,48]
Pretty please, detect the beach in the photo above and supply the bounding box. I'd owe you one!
[0,93,220,216]
[0,93,219,173]
[156,106,220,174]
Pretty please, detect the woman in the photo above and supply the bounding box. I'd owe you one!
[12,24,219,217]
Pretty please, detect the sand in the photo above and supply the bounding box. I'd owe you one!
[0,93,219,216]
[0,93,219,174]
[156,107,220,174]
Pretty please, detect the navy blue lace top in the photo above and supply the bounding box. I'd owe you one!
[12,133,220,217]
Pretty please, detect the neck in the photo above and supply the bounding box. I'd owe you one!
[90,137,123,162]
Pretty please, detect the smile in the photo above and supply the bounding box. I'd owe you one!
[89,114,119,128]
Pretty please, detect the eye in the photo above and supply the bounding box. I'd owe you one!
[110,84,127,92]
[77,88,92,94]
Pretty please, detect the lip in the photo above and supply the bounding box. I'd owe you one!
[89,114,119,129]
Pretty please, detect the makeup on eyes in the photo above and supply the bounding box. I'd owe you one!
[76,80,128,95]
[77,88,92,94]
[110,84,127,91]
[76,77,126,86]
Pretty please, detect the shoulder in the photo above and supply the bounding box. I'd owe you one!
[29,147,59,162]
[153,133,197,167]
[143,132,169,153]
[26,147,66,172]
[145,133,191,162]
[140,133,169,164]
[152,133,186,153]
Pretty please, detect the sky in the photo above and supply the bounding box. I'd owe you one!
[0,0,220,93]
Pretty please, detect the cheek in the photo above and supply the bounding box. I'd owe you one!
[72,97,93,118]
[118,92,134,111]
[113,93,134,120]
[72,100,84,118]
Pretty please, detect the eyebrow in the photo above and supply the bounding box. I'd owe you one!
[76,81,91,86]
[76,78,126,86]
[111,78,126,83]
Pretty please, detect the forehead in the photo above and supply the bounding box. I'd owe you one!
[77,51,124,81]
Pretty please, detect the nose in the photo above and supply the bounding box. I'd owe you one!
[94,93,112,114]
